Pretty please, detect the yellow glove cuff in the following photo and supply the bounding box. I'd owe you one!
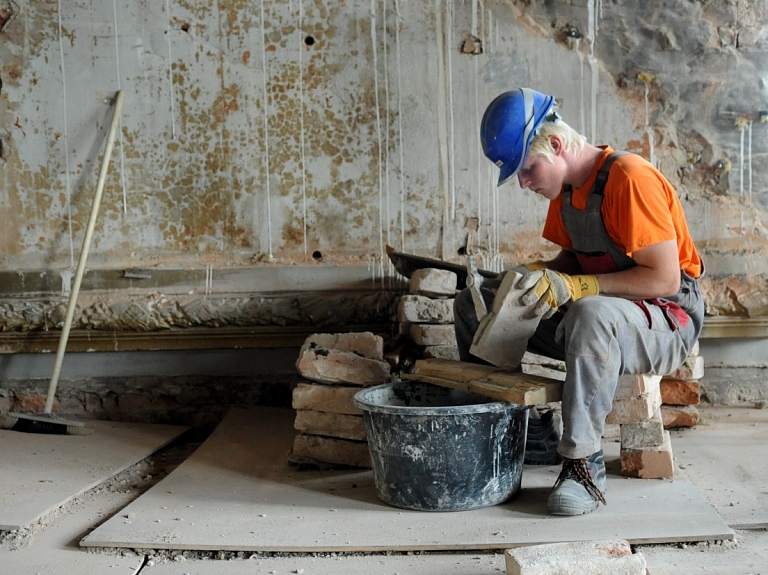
[571,274,600,299]
[525,260,547,272]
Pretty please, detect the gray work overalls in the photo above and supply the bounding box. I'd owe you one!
[454,152,705,459]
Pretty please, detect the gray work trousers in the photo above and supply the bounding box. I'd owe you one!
[454,283,703,459]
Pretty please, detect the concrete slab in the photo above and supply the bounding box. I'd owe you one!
[0,420,188,531]
[82,406,732,553]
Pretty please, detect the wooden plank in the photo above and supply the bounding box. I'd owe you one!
[401,373,546,405]
[402,358,563,404]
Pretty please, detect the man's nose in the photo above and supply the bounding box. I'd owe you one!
[518,172,531,189]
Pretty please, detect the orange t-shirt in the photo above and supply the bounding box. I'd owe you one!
[542,146,702,279]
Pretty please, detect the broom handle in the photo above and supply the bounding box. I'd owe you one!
[44,90,125,414]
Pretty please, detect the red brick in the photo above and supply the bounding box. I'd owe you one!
[11,393,47,413]
[409,323,457,346]
[292,382,362,415]
[665,355,704,380]
[606,387,661,425]
[614,374,661,400]
[293,410,367,441]
[661,404,700,428]
[620,431,674,479]
[291,433,371,468]
[660,379,700,405]
[296,348,391,386]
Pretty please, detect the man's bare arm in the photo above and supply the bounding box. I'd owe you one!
[595,239,681,300]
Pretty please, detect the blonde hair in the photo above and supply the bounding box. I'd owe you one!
[527,120,586,163]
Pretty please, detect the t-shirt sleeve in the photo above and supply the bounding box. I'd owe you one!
[603,164,677,255]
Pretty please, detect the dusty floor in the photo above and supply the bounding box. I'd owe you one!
[1,404,767,574]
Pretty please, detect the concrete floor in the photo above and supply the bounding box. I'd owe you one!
[1,404,767,574]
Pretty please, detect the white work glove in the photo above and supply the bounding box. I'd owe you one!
[506,260,547,275]
[519,269,600,319]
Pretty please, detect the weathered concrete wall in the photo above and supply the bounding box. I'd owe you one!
[0,1,766,326]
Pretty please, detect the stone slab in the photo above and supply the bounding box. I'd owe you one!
[82,407,732,553]
[0,420,188,531]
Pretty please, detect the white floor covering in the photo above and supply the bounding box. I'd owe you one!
[81,406,732,553]
[0,419,188,531]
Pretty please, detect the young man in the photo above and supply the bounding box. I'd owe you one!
[454,88,704,516]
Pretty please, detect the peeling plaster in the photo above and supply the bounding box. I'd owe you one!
[0,1,766,317]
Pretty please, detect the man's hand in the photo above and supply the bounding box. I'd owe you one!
[519,269,600,318]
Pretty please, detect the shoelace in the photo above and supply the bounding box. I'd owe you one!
[554,458,607,505]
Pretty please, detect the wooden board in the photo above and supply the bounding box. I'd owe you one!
[81,406,732,552]
[402,358,563,405]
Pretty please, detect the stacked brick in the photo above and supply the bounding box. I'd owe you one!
[290,332,391,469]
[660,342,703,429]
[397,268,460,360]
[607,345,704,480]
[606,373,674,478]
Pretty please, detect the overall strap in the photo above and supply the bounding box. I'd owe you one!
[560,151,637,274]
[562,151,630,204]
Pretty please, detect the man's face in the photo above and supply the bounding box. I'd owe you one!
[516,154,563,200]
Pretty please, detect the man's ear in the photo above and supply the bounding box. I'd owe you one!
[549,135,564,156]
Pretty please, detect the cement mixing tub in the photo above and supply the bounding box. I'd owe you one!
[354,381,527,511]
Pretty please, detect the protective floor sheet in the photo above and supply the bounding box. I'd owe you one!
[82,406,732,552]
[0,419,188,531]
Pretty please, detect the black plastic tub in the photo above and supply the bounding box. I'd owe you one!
[354,381,528,512]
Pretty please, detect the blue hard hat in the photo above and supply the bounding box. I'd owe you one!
[480,88,558,186]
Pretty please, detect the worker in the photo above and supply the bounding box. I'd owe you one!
[454,88,704,516]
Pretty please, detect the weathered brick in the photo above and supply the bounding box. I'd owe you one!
[614,374,661,400]
[397,295,455,324]
[660,379,700,406]
[292,382,362,415]
[409,323,458,346]
[620,430,674,479]
[409,268,457,297]
[665,355,704,380]
[296,348,391,386]
[606,385,662,425]
[422,345,461,361]
[11,393,47,413]
[603,423,621,441]
[505,540,646,575]
[620,408,665,449]
[291,433,371,468]
[301,332,385,360]
[293,410,367,441]
[661,404,700,428]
